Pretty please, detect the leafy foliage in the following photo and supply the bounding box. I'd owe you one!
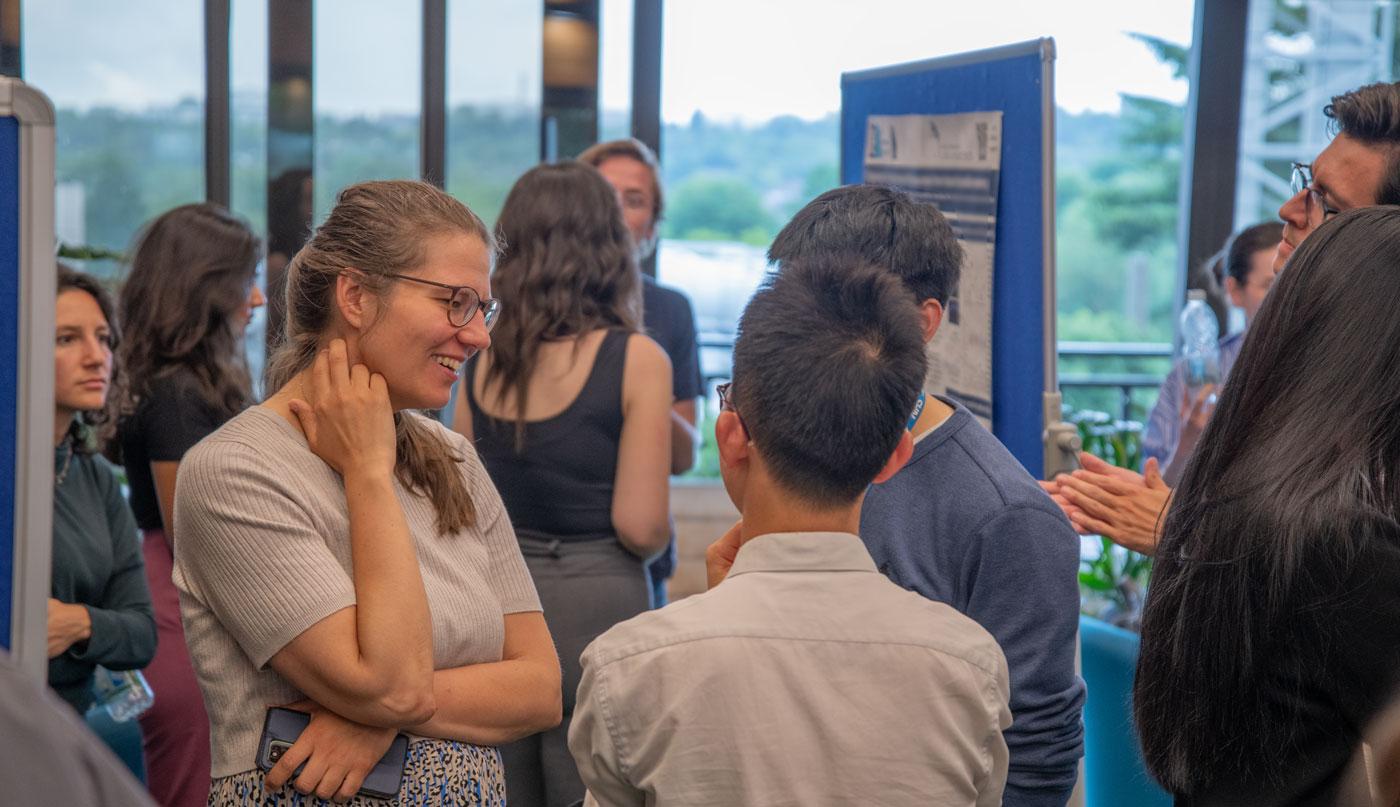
[1072,411,1154,630]
[666,176,774,244]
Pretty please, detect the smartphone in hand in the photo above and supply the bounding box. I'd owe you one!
[256,706,410,800]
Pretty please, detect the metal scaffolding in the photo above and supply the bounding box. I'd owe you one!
[1236,0,1397,226]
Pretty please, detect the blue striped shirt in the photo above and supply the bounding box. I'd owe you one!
[1142,330,1246,473]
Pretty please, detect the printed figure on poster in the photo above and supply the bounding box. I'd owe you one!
[864,111,1002,425]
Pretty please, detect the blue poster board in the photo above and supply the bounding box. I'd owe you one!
[0,77,56,681]
[841,39,1056,475]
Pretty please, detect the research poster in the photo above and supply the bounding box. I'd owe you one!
[863,111,1002,426]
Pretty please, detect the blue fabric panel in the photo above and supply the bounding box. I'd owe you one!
[841,48,1048,473]
[0,115,19,649]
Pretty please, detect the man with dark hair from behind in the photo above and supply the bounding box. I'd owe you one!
[769,184,1085,807]
[578,138,704,607]
[568,258,1011,806]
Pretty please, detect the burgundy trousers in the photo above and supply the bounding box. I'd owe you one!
[138,529,212,807]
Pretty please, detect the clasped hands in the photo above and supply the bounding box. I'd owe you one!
[1040,451,1171,555]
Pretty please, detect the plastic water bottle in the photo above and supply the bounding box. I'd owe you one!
[92,666,154,722]
[1179,289,1220,398]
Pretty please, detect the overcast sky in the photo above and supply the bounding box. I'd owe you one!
[23,0,1192,122]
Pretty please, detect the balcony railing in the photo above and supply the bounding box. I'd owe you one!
[1057,341,1171,421]
[699,335,1173,423]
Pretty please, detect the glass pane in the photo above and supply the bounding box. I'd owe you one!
[598,0,633,142]
[1235,0,1400,227]
[312,0,421,220]
[231,0,270,390]
[543,10,599,160]
[231,0,268,235]
[447,0,542,226]
[24,0,204,277]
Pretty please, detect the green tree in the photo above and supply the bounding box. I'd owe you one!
[1082,35,1187,255]
[666,176,775,243]
[1054,32,1188,344]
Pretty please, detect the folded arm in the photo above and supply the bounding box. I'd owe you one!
[409,611,562,745]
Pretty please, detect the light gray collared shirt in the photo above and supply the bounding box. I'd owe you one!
[569,531,1011,807]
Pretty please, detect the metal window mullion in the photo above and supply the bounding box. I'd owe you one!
[205,0,231,207]
[422,0,446,188]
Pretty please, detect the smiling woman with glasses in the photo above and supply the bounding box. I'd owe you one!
[452,161,673,807]
[174,180,561,805]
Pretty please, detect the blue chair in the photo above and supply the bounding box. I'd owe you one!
[85,705,147,785]
[1079,615,1170,807]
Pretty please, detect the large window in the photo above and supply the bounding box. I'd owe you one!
[661,0,1195,436]
[230,0,269,235]
[598,0,633,142]
[447,0,542,226]
[312,0,421,219]
[24,0,205,274]
[230,0,271,386]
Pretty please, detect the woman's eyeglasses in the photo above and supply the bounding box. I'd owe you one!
[383,273,500,330]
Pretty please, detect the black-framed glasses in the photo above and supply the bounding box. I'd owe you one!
[384,272,500,330]
[1290,162,1342,223]
[716,381,735,412]
[716,381,748,433]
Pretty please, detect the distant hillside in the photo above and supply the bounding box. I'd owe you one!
[1057,108,1125,177]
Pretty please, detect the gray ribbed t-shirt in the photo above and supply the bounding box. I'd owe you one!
[173,406,541,778]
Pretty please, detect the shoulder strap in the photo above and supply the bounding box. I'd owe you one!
[573,329,630,416]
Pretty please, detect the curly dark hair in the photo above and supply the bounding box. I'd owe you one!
[483,162,641,449]
[110,203,261,435]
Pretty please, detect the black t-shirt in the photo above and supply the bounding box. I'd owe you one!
[641,275,703,402]
[1177,522,1400,807]
[118,372,232,531]
[640,276,700,585]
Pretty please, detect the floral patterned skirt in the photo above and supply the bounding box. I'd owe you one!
[208,740,506,806]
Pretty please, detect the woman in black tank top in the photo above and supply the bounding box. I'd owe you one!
[452,163,672,807]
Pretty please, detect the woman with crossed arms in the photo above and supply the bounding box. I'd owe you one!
[174,180,561,804]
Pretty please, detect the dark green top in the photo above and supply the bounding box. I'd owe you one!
[49,439,156,713]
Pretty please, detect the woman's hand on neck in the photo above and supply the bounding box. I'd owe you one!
[264,329,365,429]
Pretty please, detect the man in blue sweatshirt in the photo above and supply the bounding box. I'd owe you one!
[769,185,1086,807]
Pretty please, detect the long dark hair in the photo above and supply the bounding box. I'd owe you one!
[112,203,261,426]
[482,162,640,448]
[57,263,119,455]
[264,179,494,535]
[1135,206,1400,793]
